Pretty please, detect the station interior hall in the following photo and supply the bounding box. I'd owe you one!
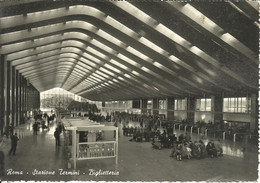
[0,1,259,182]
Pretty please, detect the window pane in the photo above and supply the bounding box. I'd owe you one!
[206,99,211,111]
[230,107,234,112]
[241,107,246,113]
[200,99,205,111]
[237,98,241,108]
[237,107,242,113]
[223,98,228,112]
[233,106,237,113]
[241,97,246,107]
[196,99,201,111]
[182,99,186,110]
[230,98,235,108]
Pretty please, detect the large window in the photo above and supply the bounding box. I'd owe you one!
[159,99,167,110]
[40,88,88,109]
[174,99,187,110]
[147,100,152,109]
[223,97,251,113]
[196,98,211,111]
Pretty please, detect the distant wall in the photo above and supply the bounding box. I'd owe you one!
[223,113,250,122]
[194,111,212,123]
[174,111,187,121]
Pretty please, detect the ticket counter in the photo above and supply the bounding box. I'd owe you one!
[62,118,118,169]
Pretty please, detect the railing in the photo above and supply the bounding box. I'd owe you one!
[123,120,256,144]
[77,141,116,160]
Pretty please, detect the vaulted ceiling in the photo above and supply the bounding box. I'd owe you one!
[0,1,258,101]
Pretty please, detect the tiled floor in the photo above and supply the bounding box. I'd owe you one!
[0,119,258,182]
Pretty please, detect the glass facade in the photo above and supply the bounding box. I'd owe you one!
[196,98,211,111]
[223,97,251,113]
[174,99,187,110]
[40,88,88,109]
[159,99,167,110]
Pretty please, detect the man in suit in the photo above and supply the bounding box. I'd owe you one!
[9,133,19,155]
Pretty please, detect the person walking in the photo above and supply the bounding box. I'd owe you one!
[9,133,19,156]
[54,128,60,146]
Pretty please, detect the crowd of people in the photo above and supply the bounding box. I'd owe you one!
[120,114,224,161]
[170,138,223,161]
[33,110,64,147]
[32,111,57,135]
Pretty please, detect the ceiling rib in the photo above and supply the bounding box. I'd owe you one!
[0,1,258,100]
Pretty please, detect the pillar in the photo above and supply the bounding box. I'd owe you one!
[37,91,40,109]
[22,77,27,122]
[250,94,257,133]
[21,77,25,119]
[212,95,223,124]
[167,97,175,120]
[5,61,11,128]
[11,66,16,126]
[141,99,148,114]
[187,96,196,123]
[25,79,28,116]
[152,98,159,115]
[18,73,22,125]
[28,84,31,112]
[0,55,5,135]
[15,70,19,126]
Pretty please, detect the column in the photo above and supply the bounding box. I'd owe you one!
[15,70,19,126]
[5,61,11,129]
[21,77,25,120]
[141,99,147,114]
[25,79,28,117]
[18,73,22,125]
[0,55,5,135]
[152,98,159,115]
[212,95,223,124]
[27,84,31,113]
[187,96,196,123]
[11,66,15,126]
[250,93,257,132]
[22,77,27,121]
[167,97,175,120]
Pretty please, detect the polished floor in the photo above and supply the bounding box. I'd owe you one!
[0,119,258,182]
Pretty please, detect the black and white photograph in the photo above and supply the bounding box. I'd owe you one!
[0,0,259,182]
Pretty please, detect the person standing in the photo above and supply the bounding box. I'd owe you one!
[54,128,60,146]
[47,116,50,127]
[9,133,19,156]
[33,121,38,135]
